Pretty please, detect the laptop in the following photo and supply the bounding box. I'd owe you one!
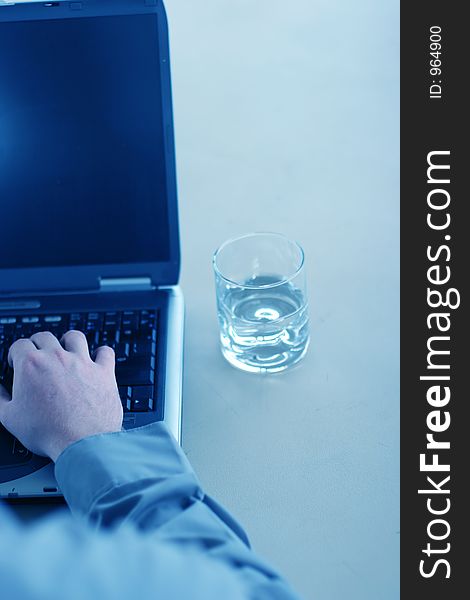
[0,0,183,499]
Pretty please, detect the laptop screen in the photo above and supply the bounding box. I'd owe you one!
[0,13,171,269]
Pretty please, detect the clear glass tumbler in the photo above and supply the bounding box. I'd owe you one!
[213,232,310,373]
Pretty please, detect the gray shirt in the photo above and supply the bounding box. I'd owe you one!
[0,422,300,599]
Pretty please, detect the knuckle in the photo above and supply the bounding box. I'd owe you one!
[52,347,67,363]
[23,351,44,369]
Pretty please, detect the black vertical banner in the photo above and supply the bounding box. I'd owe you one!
[401,2,467,598]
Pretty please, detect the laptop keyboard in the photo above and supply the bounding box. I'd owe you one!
[0,309,157,414]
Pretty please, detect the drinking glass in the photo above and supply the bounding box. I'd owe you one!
[213,232,310,373]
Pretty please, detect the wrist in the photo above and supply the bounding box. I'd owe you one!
[50,426,124,463]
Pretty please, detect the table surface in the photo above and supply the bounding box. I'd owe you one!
[9,1,400,598]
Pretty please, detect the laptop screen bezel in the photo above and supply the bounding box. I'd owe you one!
[0,0,180,294]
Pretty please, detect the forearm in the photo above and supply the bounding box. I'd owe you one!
[54,422,301,599]
[55,423,202,530]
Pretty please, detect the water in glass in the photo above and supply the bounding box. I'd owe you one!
[217,275,309,373]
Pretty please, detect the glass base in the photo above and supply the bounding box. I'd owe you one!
[220,339,309,374]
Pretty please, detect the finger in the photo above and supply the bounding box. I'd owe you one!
[61,330,90,357]
[8,338,37,368]
[30,331,62,351]
[94,345,115,370]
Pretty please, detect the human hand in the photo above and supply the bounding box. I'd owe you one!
[0,331,123,462]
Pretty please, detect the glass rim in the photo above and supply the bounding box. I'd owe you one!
[213,232,305,290]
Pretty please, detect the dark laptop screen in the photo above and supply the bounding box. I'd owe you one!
[0,13,171,269]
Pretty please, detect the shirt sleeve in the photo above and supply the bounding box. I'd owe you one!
[48,421,302,600]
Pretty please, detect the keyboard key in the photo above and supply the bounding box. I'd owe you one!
[86,331,98,345]
[104,319,119,328]
[122,316,138,328]
[140,310,155,321]
[99,331,118,346]
[16,324,33,336]
[130,386,154,412]
[134,328,157,342]
[69,320,85,330]
[115,361,155,386]
[140,319,155,328]
[118,386,131,412]
[133,340,156,356]
[0,368,13,395]
[104,313,120,327]
[0,318,16,324]
[115,342,130,361]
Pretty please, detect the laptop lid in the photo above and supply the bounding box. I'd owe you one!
[0,0,180,295]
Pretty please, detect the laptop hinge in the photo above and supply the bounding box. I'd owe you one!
[99,277,155,293]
